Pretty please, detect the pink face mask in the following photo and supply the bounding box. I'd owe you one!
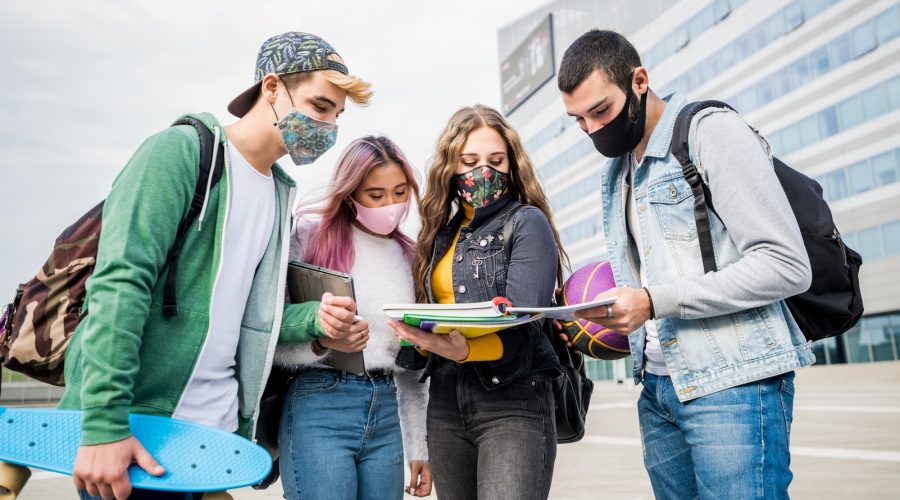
[350,198,409,236]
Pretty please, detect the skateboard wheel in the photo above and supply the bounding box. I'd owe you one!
[202,491,233,500]
[0,462,31,500]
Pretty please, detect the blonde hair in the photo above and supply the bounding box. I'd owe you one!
[413,104,570,302]
[281,53,373,106]
[321,70,373,106]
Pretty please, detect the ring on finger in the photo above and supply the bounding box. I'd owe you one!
[606,304,613,318]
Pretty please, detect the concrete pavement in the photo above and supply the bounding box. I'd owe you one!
[13,362,900,499]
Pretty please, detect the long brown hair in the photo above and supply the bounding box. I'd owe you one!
[413,104,569,302]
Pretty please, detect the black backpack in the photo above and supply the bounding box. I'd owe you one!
[671,101,864,342]
[501,204,593,444]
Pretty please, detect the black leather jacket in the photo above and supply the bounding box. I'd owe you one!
[398,195,561,389]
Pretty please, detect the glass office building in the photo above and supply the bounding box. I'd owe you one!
[498,0,900,378]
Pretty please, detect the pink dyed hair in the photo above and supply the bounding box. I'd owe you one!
[298,135,420,274]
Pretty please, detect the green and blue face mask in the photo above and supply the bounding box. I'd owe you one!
[454,165,509,207]
[271,82,337,166]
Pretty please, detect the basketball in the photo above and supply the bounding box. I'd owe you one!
[562,261,631,360]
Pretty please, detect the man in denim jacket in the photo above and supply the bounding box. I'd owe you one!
[558,30,815,499]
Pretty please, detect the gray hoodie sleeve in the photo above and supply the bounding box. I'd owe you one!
[395,367,429,463]
[649,108,812,319]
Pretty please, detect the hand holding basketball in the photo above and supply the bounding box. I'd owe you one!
[561,261,631,359]
[576,287,651,334]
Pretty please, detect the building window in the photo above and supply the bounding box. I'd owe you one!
[847,160,872,195]
[842,231,858,251]
[851,21,877,59]
[829,32,853,66]
[842,220,900,263]
[808,46,830,77]
[836,94,865,131]
[539,139,596,180]
[801,0,831,18]
[798,114,820,147]
[726,6,899,114]
[560,217,602,246]
[770,75,900,156]
[819,106,840,137]
[660,0,840,96]
[641,0,742,69]
[861,85,886,121]
[551,172,602,212]
[875,7,900,44]
[816,147,900,203]
[883,221,900,258]
[783,1,804,33]
[857,226,884,261]
[871,152,897,186]
[825,169,848,201]
[863,316,896,362]
[886,74,900,110]
[812,311,900,365]
[524,115,573,154]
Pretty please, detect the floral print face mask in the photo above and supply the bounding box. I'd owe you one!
[272,81,338,166]
[454,165,509,207]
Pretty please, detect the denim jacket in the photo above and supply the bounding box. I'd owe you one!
[403,195,560,390]
[601,93,815,402]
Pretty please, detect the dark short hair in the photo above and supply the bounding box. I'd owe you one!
[558,30,642,94]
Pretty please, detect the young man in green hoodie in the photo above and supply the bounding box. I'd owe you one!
[53,32,373,500]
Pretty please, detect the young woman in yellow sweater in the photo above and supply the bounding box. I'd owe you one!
[390,105,568,500]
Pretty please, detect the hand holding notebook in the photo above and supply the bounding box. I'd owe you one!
[287,261,366,375]
[383,295,618,339]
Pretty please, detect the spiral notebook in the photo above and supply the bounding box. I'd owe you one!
[286,261,365,375]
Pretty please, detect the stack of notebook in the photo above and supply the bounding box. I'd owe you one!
[383,296,617,338]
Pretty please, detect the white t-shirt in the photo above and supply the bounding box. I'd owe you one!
[173,142,276,430]
[626,153,668,376]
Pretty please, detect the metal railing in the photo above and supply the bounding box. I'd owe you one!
[1,370,63,405]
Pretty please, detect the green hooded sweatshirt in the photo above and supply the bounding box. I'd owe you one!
[58,112,324,445]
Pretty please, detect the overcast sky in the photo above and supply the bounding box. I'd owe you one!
[0,0,550,295]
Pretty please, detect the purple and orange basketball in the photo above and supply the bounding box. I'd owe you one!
[562,261,631,360]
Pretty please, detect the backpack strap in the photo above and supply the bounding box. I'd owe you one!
[671,100,734,275]
[162,117,225,317]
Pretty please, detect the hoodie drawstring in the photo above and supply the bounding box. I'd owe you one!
[197,125,220,231]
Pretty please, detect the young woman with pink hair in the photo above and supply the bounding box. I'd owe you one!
[274,135,432,499]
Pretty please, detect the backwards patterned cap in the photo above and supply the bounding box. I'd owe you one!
[228,32,349,118]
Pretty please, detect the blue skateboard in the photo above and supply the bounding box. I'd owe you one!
[0,407,271,492]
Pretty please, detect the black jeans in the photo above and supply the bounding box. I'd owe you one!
[427,361,557,500]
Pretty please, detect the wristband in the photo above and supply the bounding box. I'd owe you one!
[312,339,328,355]
[642,287,656,320]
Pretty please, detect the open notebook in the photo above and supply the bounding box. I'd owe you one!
[383,296,618,338]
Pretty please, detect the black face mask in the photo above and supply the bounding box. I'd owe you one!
[588,85,648,158]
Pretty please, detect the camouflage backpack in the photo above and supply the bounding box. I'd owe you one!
[0,117,224,389]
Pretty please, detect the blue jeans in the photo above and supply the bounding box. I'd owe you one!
[279,368,404,500]
[638,372,796,500]
[78,489,202,499]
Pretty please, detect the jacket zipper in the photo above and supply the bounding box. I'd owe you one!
[251,184,297,439]
[173,128,230,415]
